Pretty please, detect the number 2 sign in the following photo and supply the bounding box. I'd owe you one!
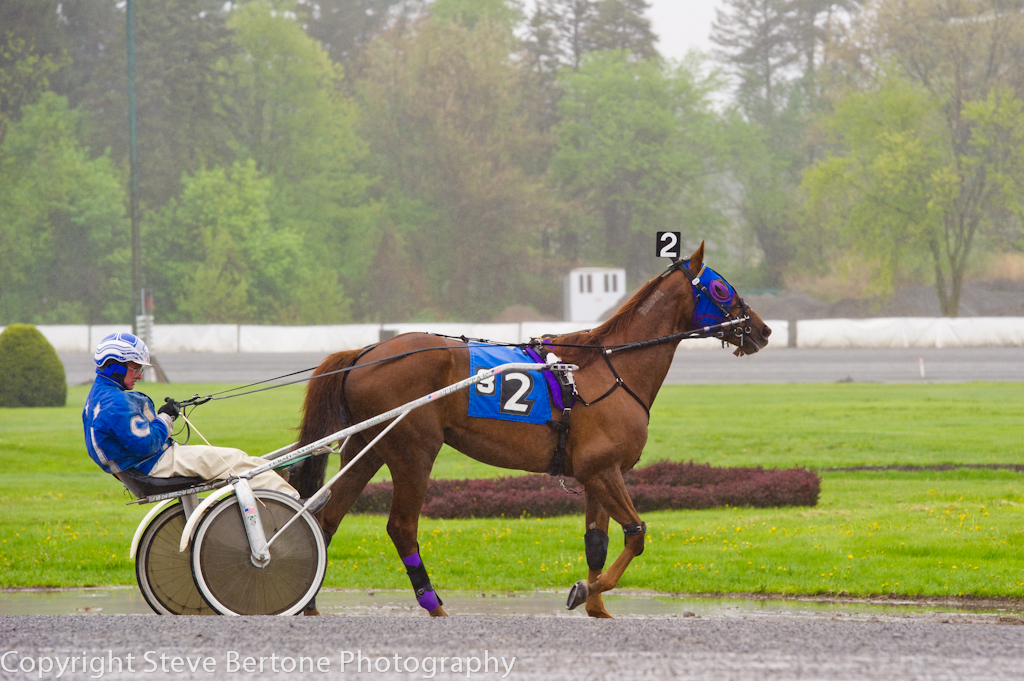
[656,231,681,259]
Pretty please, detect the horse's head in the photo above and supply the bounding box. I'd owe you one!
[672,241,772,356]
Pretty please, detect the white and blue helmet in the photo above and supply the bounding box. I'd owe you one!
[94,332,151,369]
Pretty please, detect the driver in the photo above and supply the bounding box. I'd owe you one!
[82,332,325,510]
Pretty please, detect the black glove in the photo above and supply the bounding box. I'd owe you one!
[158,398,180,420]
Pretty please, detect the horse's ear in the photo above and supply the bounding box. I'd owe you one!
[688,241,705,270]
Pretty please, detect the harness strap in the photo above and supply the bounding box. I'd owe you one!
[570,352,650,421]
[341,342,383,397]
[546,408,572,476]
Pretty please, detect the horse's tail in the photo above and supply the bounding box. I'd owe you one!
[289,349,361,497]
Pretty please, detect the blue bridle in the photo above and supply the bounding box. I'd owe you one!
[661,259,745,327]
[688,262,740,327]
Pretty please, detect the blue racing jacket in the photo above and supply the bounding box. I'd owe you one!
[83,376,172,475]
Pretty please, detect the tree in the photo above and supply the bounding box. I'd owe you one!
[358,11,559,319]
[712,0,798,125]
[0,33,68,135]
[711,0,857,287]
[802,77,945,299]
[298,0,405,69]
[431,0,522,30]
[521,0,657,134]
[524,0,656,74]
[551,51,727,279]
[803,76,1024,314]
[226,1,376,296]
[0,0,70,130]
[61,0,236,213]
[145,160,351,323]
[811,0,1024,314]
[587,0,658,60]
[0,93,130,324]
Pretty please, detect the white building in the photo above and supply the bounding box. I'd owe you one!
[562,267,627,322]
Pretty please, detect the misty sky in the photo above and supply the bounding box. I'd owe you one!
[648,0,723,61]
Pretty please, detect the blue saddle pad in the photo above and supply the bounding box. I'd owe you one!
[468,343,552,425]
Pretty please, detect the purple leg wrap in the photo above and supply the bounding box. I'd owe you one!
[402,552,441,611]
[415,589,441,611]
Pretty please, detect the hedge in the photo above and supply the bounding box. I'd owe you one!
[0,324,67,407]
[350,461,820,519]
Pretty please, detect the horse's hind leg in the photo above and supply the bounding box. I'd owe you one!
[568,468,646,617]
[386,454,448,617]
[317,445,386,541]
[582,492,613,619]
[302,445,385,616]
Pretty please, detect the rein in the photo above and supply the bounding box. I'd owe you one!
[177,260,753,419]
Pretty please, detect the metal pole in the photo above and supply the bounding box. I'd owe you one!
[127,0,141,328]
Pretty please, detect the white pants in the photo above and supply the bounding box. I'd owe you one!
[149,443,297,498]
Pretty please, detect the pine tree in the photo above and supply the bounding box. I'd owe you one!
[711,0,797,125]
[588,0,658,61]
[300,0,406,69]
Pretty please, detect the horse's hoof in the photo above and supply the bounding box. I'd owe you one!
[303,607,320,616]
[566,580,589,610]
[429,605,449,617]
[586,607,614,619]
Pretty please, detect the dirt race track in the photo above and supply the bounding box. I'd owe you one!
[3,611,1024,681]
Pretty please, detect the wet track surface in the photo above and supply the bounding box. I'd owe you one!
[5,588,1019,619]
[4,605,1024,680]
[59,347,1024,386]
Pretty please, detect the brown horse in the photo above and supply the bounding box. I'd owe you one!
[291,242,771,618]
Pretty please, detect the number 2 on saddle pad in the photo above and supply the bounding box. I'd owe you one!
[467,343,552,425]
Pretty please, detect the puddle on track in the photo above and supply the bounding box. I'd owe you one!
[1,588,1020,620]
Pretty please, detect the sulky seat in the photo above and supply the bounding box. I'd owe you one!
[116,467,208,500]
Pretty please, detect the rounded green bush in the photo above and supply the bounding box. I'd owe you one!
[0,324,67,407]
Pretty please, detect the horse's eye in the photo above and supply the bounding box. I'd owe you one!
[709,279,732,304]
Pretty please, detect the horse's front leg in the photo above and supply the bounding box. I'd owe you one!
[387,472,448,617]
[303,447,384,616]
[567,468,646,616]
[582,491,613,619]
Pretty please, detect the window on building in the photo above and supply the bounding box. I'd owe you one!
[587,274,593,293]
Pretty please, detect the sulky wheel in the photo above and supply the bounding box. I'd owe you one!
[190,490,326,616]
[136,502,217,616]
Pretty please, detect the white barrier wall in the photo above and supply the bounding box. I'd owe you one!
[3,325,131,353]
[35,325,92,353]
[154,324,239,353]
[239,324,381,353]
[383,323,524,344]
[6,318,1022,353]
[797,318,1024,348]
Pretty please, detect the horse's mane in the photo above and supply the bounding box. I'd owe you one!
[553,274,666,368]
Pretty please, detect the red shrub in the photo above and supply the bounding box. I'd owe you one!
[349,461,820,519]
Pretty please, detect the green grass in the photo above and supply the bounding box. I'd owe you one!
[650,382,1024,469]
[2,381,1024,597]
[326,471,1024,598]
